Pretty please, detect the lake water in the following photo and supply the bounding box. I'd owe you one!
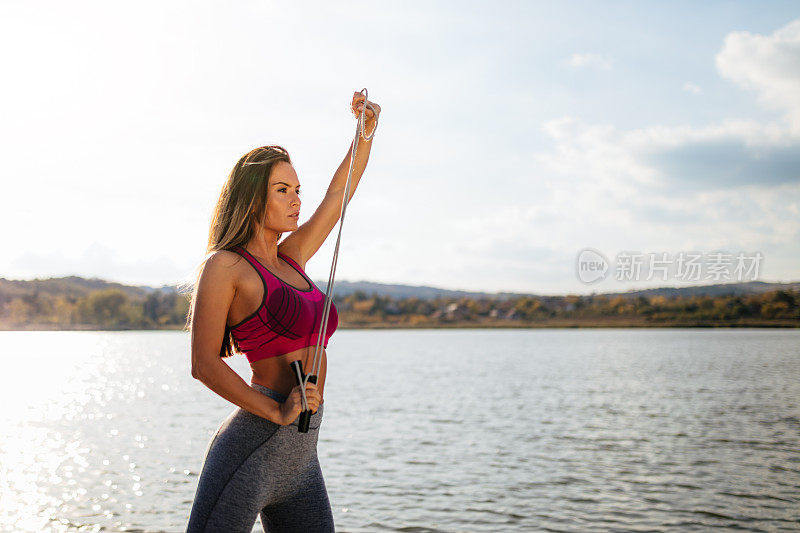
[0,329,798,532]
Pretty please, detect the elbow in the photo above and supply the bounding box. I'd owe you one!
[192,355,220,381]
[191,360,208,381]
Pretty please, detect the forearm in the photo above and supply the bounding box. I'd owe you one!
[193,357,284,424]
[327,129,374,202]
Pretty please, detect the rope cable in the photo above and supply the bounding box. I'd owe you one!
[301,88,378,406]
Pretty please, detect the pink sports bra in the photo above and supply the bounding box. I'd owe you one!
[228,246,338,364]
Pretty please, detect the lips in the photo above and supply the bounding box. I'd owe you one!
[289,212,299,218]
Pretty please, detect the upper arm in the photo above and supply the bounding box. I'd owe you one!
[279,188,344,266]
[190,251,239,375]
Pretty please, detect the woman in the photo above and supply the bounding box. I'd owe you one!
[186,91,380,532]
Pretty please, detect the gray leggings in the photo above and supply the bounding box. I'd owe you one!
[186,383,334,532]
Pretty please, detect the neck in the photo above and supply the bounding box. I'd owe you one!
[245,230,281,267]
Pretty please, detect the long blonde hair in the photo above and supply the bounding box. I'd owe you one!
[182,145,292,358]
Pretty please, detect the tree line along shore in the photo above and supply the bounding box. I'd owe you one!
[0,278,797,330]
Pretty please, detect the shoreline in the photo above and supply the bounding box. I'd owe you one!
[2,318,798,331]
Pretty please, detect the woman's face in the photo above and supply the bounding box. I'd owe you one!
[261,161,301,233]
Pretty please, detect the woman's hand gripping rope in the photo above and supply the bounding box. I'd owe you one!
[279,380,321,426]
[350,90,381,139]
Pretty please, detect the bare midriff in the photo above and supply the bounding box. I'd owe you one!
[250,345,328,402]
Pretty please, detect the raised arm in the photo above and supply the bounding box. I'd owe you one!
[279,92,381,267]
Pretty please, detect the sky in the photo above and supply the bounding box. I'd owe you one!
[0,0,798,295]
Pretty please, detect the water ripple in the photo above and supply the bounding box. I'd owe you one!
[0,329,798,532]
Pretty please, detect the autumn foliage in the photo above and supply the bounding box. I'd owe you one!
[1,279,797,330]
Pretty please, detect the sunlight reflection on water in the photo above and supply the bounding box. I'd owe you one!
[1,329,798,532]
[0,332,184,532]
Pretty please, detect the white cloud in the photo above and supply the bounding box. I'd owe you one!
[567,53,613,71]
[716,18,800,132]
[536,114,800,221]
[534,113,800,283]
[532,20,800,284]
[682,82,702,94]
[544,18,800,192]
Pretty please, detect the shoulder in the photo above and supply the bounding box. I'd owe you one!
[199,249,246,287]
[205,249,245,270]
[277,241,307,270]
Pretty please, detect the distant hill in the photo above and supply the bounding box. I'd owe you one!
[3,276,797,301]
[0,276,150,300]
[313,280,800,300]
[2,276,797,330]
[601,281,800,300]
[311,280,527,300]
[311,280,800,300]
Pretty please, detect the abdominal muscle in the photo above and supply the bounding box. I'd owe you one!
[250,345,328,403]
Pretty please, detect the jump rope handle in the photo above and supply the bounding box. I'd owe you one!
[289,360,316,433]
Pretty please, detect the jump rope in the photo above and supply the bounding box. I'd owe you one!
[290,88,378,432]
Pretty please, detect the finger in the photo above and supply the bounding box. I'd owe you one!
[306,391,319,404]
[305,388,320,403]
[300,383,315,396]
[353,104,372,118]
[293,387,307,406]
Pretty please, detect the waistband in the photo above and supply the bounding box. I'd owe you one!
[250,381,324,428]
[250,382,289,403]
